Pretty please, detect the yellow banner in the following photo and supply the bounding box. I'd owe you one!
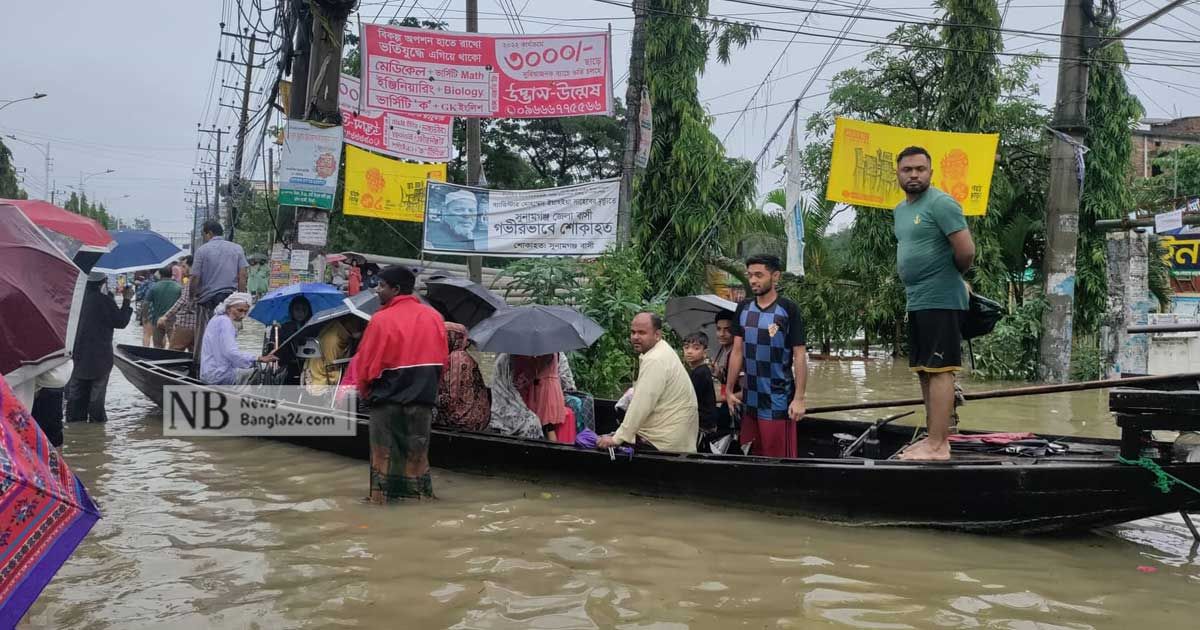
[343,145,447,222]
[826,117,999,216]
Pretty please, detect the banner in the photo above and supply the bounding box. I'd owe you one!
[784,115,805,276]
[826,117,999,216]
[422,179,619,256]
[279,121,343,210]
[343,145,447,222]
[339,74,454,162]
[360,24,612,119]
[635,87,652,168]
[1161,235,1200,273]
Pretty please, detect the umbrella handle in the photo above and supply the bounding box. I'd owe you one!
[272,324,280,354]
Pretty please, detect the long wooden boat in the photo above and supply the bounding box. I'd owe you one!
[113,344,1200,535]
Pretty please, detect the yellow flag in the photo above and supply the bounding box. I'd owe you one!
[343,145,447,222]
[826,117,999,216]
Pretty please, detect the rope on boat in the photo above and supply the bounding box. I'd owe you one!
[1117,456,1200,496]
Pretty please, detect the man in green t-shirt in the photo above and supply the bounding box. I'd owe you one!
[147,266,183,349]
[892,146,975,461]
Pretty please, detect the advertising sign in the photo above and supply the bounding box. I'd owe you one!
[278,121,343,210]
[343,145,447,222]
[339,73,454,162]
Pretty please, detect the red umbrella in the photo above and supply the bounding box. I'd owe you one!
[0,204,85,381]
[0,199,114,269]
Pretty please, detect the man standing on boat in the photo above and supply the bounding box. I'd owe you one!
[892,146,975,461]
[190,220,249,373]
[352,265,448,503]
[725,254,808,458]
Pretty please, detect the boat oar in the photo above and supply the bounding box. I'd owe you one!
[806,371,1200,415]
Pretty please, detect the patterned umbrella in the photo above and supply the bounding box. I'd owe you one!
[0,374,101,626]
[0,204,85,381]
[0,199,114,273]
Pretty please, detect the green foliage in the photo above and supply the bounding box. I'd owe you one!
[1146,145,1200,201]
[503,257,581,305]
[232,187,277,256]
[970,296,1046,380]
[571,248,654,398]
[0,140,28,200]
[935,0,1002,133]
[1075,36,1143,339]
[635,0,759,296]
[1070,334,1102,382]
[62,192,114,228]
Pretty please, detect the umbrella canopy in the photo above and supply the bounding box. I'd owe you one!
[325,253,348,264]
[0,204,86,381]
[0,373,101,627]
[424,276,508,330]
[665,294,738,337]
[469,304,604,356]
[250,282,345,325]
[247,252,268,263]
[91,229,185,274]
[1,198,115,273]
[279,291,380,348]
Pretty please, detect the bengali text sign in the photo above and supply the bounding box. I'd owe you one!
[360,24,612,118]
[339,73,454,162]
[826,117,998,216]
[279,121,343,210]
[343,145,447,222]
[422,179,618,257]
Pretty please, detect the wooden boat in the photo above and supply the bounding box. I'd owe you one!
[113,344,1200,535]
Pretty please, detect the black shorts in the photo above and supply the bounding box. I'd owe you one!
[908,309,965,373]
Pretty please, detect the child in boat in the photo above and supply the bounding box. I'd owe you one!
[682,332,719,439]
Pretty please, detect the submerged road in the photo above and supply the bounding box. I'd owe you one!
[20,321,1200,628]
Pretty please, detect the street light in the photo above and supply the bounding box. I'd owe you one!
[0,93,47,112]
[78,168,115,204]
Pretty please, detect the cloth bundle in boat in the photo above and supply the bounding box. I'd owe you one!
[565,391,595,433]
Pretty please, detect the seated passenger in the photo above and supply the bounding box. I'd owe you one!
[303,316,365,395]
[682,332,719,437]
[434,323,490,432]
[200,293,276,385]
[597,313,698,452]
[265,296,314,385]
[489,352,577,442]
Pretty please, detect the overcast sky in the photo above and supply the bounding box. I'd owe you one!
[3,0,1199,237]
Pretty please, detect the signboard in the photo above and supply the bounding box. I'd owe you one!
[1161,235,1200,273]
[270,243,289,261]
[360,24,613,118]
[1156,209,1184,234]
[826,117,999,216]
[343,145,447,222]
[339,74,454,162]
[297,221,328,246]
[635,87,652,168]
[289,249,310,271]
[422,179,619,257]
[278,121,343,210]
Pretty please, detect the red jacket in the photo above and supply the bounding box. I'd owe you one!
[353,295,448,404]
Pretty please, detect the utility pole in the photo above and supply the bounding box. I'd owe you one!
[466,0,483,283]
[1038,0,1189,383]
[226,31,264,243]
[291,0,353,282]
[276,0,311,244]
[617,0,648,247]
[198,127,226,226]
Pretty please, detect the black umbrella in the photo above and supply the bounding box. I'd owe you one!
[469,304,604,356]
[424,276,509,330]
[279,291,380,348]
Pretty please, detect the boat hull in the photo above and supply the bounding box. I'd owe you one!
[113,344,1200,534]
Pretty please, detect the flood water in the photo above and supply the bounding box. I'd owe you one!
[21,321,1200,629]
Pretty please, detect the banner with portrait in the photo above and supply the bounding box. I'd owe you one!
[422,179,619,256]
[826,117,999,216]
[343,145,447,222]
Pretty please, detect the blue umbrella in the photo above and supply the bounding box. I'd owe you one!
[250,282,345,325]
[90,229,185,274]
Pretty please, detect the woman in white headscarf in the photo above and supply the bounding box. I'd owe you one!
[199,292,276,385]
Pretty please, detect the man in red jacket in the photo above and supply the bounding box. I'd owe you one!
[354,265,448,503]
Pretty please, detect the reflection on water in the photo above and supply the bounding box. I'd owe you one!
[20,323,1200,629]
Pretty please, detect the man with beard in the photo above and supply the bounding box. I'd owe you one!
[725,254,807,458]
[891,146,975,461]
[426,189,485,251]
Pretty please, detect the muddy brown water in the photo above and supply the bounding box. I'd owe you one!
[21,322,1200,629]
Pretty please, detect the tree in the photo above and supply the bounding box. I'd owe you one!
[0,140,28,199]
[633,0,759,296]
[1075,37,1144,341]
[63,191,114,228]
[935,0,1002,134]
